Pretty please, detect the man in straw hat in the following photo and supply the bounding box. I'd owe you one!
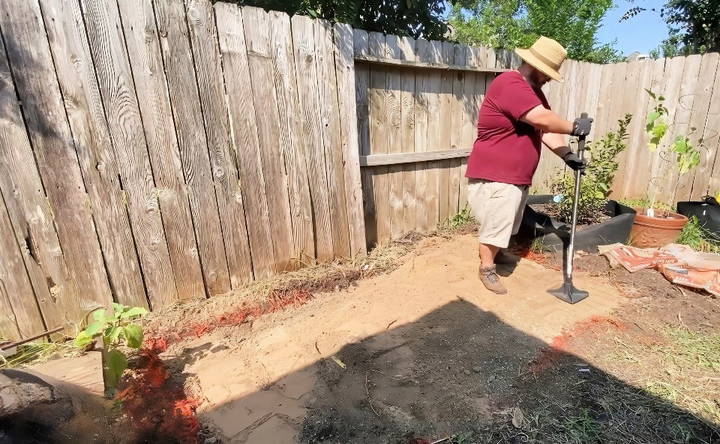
[465,36,593,294]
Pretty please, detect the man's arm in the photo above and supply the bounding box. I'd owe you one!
[521,105,593,136]
[521,105,573,134]
[542,132,586,171]
[542,132,571,157]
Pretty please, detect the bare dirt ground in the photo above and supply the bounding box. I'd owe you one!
[20,232,720,443]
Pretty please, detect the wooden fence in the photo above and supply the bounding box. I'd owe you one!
[0,0,364,340]
[537,54,720,203]
[2,0,719,340]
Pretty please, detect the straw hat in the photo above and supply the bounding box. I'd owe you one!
[514,36,567,82]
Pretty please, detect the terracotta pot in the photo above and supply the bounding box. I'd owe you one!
[629,208,688,248]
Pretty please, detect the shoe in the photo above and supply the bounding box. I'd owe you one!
[479,265,507,294]
[495,249,520,265]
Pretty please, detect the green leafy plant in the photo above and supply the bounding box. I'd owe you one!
[677,216,720,253]
[75,303,148,397]
[551,114,632,223]
[644,89,702,212]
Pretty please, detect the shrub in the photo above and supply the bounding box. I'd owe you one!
[551,114,632,223]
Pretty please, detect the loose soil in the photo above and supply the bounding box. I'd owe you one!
[16,231,720,443]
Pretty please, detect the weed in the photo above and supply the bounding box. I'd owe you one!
[619,197,673,211]
[74,303,148,397]
[563,409,602,442]
[442,206,474,230]
[678,216,720,253]
[0,341,77,369]
[530,237,546,253]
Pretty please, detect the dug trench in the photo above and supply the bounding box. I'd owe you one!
[119,233,717,443]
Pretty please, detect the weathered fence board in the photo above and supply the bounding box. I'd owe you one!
[117,0,205,302]
[82,0,179,309]
[1,0,112,324]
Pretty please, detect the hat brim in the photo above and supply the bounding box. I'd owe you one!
[514,48,563,82]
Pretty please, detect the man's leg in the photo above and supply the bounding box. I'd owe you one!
[479,243,499,267]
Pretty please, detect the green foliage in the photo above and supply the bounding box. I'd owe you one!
[644,89,702,207]
[623,0,719,56]
[677,216,720,253]
[449,0,623,63]
[227,0,448,40]
[446,205,474,229]
[551,114,632,223]
[75,303,148,395]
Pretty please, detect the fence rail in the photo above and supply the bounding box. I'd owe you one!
[1,0,719,340]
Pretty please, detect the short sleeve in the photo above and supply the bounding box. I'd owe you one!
[497,74,544,121]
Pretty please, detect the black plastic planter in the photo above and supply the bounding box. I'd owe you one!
[677,199,720,237]
[516,195,637,253]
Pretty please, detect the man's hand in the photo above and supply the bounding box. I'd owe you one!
[562,151,587,171]
[571,116,593,136]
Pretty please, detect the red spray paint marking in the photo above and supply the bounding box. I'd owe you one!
[120,289,315,440]
[528,316,626,376]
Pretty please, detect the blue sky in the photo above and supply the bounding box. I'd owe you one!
[596,0,669,56]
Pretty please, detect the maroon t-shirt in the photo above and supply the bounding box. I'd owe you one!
[465,71,550,185]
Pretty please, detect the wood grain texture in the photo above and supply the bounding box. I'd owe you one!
[413,38,431,233]
[292,14,335,258]
[424,40,443,231]
[267,10,315,263]
[353,54,508,73]
[0,189,43,339]
[398,36,416,236]
[117,0,204,302]
[82,0,178,309]
[436,41,455,224]
[448,44,466,217]
[353,29,376,247]
[333,23,366,257]
[672,54,709,201]
[690,53,720,199]
[39,0,147,309]
[185,0,254,286]
[1,0,112,323]
[153,0,231,295]
[367,31,391,245]
[0,7,76,331]
[215,2,275,278]
[315,19,351,258]
[385,35,404,241]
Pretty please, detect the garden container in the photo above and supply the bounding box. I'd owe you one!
[629,209,688,248]
[677,198,720,237]
[517,195,636,253]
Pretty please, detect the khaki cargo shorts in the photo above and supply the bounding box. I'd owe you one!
[467,179,529,248]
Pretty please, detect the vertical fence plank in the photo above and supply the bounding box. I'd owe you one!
[241,7,296,270]
[353,29,376,247]
[292,15,335,257]
[624,58,666,198]
[185,0,254,286]
[437,41,454,224]
[0,24,67,330]
[385,35,404,241]
[414,38,431,233]
[425,40,443,230]
[397,36,417,236]
[153,0,231,294]
[315,19,351,258]
[268,10,315,262]
[671,54,708,201]
[616,59,654,198]
[81,0,178,308]
[39,0,147,309]
[691,53,720,199]
[448,44,466,217]
[1,0,112,322]
[0,190,43,339]
[333,23,367,257]
[117,0,204,302]
[215,3,275,278]
[367,31,391,244]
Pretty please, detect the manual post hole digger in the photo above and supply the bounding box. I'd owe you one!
[549,112,591,304]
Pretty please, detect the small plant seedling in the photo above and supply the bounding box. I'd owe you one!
[75,303,148,397]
